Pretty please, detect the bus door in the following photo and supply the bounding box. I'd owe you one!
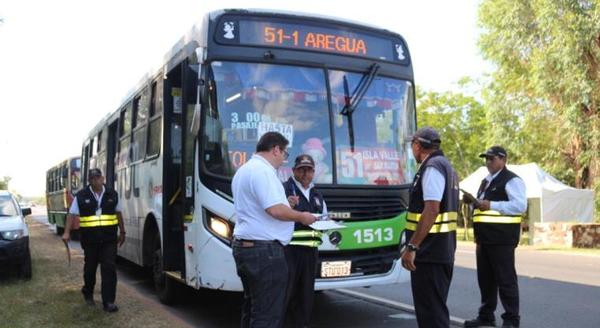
[181,58,199,282]
[163,58,198,280]
[163,61,191,278]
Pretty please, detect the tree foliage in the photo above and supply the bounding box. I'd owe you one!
[479,0,600,219]
[0,176,10,190]
[417,81,487,179]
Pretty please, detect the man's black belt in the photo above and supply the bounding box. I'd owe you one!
[231,238,282,248]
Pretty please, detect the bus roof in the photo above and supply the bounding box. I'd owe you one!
[79,8,412,148]
[86,112,113,139]
[46,156,80,172]
[118,8,406,108]
[218,8,399,36]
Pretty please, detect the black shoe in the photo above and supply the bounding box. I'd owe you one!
[464,318,496,328]
[82,293,95,306]
[501,322,519,328]
[103,303,119,313]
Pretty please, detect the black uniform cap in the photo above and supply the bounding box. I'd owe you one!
[409,127,442,145]
[479,146,507,158]
[88,168,103,178]
[293,154,315,169]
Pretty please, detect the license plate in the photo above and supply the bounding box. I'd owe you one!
[321,260,351,277]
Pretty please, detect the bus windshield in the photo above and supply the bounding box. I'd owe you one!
[330,70,415,185]
[203,61,332,183]
[202,61,415,185]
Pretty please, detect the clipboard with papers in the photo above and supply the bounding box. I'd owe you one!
[460,188,480,206]
[309,213,346,230]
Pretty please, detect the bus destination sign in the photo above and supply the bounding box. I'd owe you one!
[216,18,408,63]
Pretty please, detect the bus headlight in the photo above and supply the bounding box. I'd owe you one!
[204,210,234,242]
[210,217,231,239]
[1,230,24,241]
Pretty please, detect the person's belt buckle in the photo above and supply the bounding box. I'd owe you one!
[241,241,254,247]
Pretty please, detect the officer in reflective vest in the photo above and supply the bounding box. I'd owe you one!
[62,168,125,313]
[402,127,459,328]
[283,154,327,328]
[464,146,526,328]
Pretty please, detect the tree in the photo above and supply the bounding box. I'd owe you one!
[417,80,488,179]
[0,176,10,190]
[479,0,600,219]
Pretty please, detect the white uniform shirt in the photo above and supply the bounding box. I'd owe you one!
[69,185,122,215]
[478,170,527,215]
[422,167,445,202]
[291,177,328,216]
[232,154,294,244]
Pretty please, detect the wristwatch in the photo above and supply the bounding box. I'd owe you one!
[406,243,419,252]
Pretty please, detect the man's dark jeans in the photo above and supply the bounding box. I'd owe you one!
[81,239,118,305]
[233,240,288,328]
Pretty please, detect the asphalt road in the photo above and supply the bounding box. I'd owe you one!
[32,209,599,327]
[351,243,600,328]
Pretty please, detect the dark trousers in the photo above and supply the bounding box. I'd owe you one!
[411,262,454,328]
[233,240,288,328]
[476,244,520,325]
[284,245,318,328]
[81,240,118,305]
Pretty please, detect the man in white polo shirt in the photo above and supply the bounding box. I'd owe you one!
[232,131,316,328]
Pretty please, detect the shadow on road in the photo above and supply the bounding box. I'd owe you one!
[115,257,425,328]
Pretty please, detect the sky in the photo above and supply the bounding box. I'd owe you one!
[0,0,486,197]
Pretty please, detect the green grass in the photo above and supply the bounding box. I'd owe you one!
[0,219,186,328]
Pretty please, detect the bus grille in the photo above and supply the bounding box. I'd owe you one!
[317,245,399,278]
[319,186,408,221]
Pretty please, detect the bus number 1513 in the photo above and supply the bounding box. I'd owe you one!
[353,227,394,244]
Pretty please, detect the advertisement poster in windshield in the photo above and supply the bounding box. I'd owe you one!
[337,147,408,185]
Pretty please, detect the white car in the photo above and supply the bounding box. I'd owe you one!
[0,190,32,279]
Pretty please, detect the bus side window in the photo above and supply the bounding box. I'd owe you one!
[119,104,132,166]
[147,79,162,158]
[61,166,67,190]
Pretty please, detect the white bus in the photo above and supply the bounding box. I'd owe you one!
[81,9,417,303]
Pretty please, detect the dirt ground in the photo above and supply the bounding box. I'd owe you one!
[0,214,191,328]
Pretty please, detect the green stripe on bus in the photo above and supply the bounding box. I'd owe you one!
[329,212,406,251]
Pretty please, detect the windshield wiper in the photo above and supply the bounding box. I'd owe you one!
[340,63,380,152]
[340,63,380,116]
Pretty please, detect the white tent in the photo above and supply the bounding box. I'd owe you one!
[460,163,595,223]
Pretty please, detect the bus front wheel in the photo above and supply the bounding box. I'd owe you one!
[152,232,178,304]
